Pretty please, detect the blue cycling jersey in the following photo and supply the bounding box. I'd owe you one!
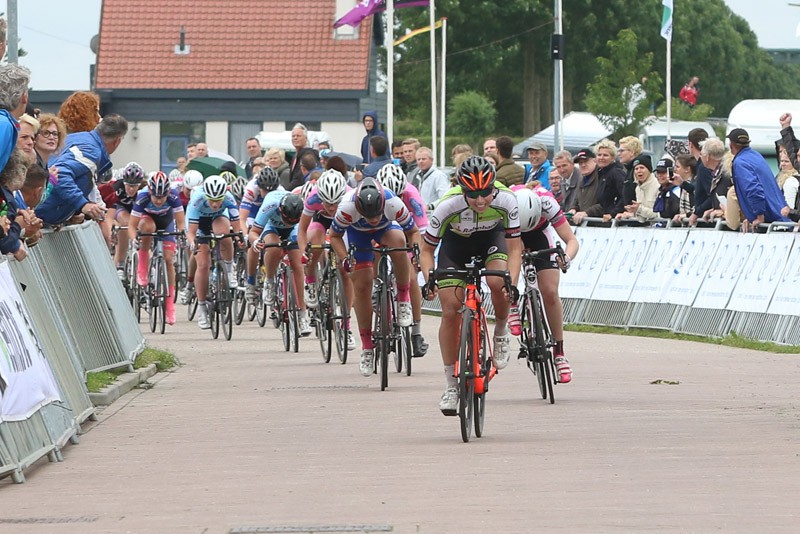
[253,189,294,230]
[131,188,184,218]
[186,188,240,223]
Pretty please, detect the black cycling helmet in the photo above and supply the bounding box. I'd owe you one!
[456,155,495,191]
[257,166,280,192]
[279,193,304,224]
[354,177,385,219]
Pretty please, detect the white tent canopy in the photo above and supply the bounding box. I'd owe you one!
[513,112,612,157]
[255,130,331,152]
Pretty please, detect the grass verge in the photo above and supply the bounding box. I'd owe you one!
[564,324,800,354]
[85,370,123,393]
[134,347,180,371]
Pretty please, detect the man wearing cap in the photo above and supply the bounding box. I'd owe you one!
[494,136,524,186]
[727,128,789,231]
[617,155,658,223]
[523,141,552,189]
[567,148,600,225]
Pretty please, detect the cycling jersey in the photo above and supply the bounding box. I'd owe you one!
[186,188,240,224]
[511,184,567,232]
[424,182,520,246]
[240,178,280,215]
[331,189,415,235]
[131,189,184,224]
[253,189,295,231]
[112,179,140,212]
[398,182,428,231]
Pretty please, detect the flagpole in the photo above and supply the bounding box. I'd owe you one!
[387,0,395,143]
[429,0,437,164]
[439,17,447,164]
[666,37,671,141]
[553,0,564,152]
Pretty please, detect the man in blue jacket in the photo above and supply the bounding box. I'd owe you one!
[36,114,128,226]
[728,128,789,232]
[359,111,386,165]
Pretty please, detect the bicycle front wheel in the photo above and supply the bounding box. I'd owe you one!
[534,295,555,404]
[317,275,331,363]
[278,267,290,351]
[220,264,233,341]
[374,280,389,391]
[233,253,246,325]
[209,273,220,339]
[458,310,476,443]
[157,257,168,334]
[332,268,348,364]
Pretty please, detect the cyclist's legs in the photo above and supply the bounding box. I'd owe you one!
[304,223,327,280]
[260,231,282,278]
[537,268,563,341]
[114,209,130,267]
[350,265,374,348]
[438,287,463,366]
[212,216,233,261]
[381,229,411,298]
[195,245,211,301]
[486,257,510,330]
[246,225,261,280]
[288,248,307,310]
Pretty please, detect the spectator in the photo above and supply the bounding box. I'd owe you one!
[775,148,799,211]
[288,123,317,188]
[58,91,101,133]
[616,155,658,223]
[412,146,450,208]
[484,153,499,167]
[186,143,197,160]
[16,113,38,166]
[727,130,788,231]
[482,138,497,157]
[35,114,128,226]
[176,156,187,173]
[240,137,262,178]
[778,113,800,171]
[401,138,420,176]
[568,148,601,225]
[266,147,291,188]
[450,143,473,166]
[391,139,403,163]
[617,135,644,205]
[698,140,732,224]
[594,139,626,220]
[359,111,386,164]
[0,64,30,172]
[14,163,46,246]
[687,128,713,226]
[299,151,321,184]
[679,76,700,107]
[549,149,579,211]
[362,135,391,178]
[671,154,697,224]
[523,142,552,189]
[0,149,29,260]
[195,142,209,158]
[34,113,66,170]
[635,158,681,222]
[494,136,524,186]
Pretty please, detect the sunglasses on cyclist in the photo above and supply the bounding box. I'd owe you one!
[464,187,494,199]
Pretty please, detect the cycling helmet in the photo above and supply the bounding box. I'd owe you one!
[456,155,495,191]
[183,169,204,190]
[515,187,543,233]
[202,174,228,201]
[316,169,347,204]
[230,175,247,202]
[301,179,316,201]
[220,170,237,186]
[122,162,144,185]
[256,166,280,192]
[97,168,113,184]
[279,193,304,224]
[376,164,407,196]
[148,171,171,197]
[168,168,183,186]
[354,177,385,219]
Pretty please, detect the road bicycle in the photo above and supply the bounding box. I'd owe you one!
[307,243,350,364]
[173,236,190,304]
[261,239,301,352]
[232,244,248,325]
[197,232,242,340]
[518,244,567,404]
[351,244,418,391]
[137,230,183,334]
[427,257,512,442]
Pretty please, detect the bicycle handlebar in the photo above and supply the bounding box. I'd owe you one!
[522,243,568,273]
[259,239,296,250]
[137,230,185,238]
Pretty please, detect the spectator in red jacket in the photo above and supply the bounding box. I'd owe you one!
[679,76,700,107]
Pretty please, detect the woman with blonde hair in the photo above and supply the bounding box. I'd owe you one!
[16,113,38,165]
[775,148,799,210]
[34,113,66,166]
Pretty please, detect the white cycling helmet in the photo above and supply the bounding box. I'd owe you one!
[316,169,347,204]
[515,187,543,233]
[376,164,407,196]
[301,179,317,201]
[168,168,184,186]
[230,175,248,202]
[202,174,228,200]
[183,169,204,190]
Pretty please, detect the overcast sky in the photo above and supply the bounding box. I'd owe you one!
[8,0,800,91]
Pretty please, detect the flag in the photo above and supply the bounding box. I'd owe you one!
[660,0,673,41]
[394,18,443,46]
[334,0,430,29]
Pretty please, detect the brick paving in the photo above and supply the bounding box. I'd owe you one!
[3,312,800,533]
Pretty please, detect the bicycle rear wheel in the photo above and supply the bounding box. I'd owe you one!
[233,253,246,325]
[332,268,348,364]
[157,257,168,334]
[400,325,413,377]
[220,263,233,341]
[373,281,389,391]
[278,267,290,351]
[474,327,488,437]
[391,297,403,375]
[530,291,554,403]
[317,274,331,362]
[458,310,475,443]
[209,272,220,339]
[288,281,300,353]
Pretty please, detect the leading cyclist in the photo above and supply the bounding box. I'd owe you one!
[420,156,521,415]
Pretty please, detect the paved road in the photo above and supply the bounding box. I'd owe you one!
[4,309,800,533]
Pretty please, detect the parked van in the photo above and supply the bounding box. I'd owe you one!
[727,99,800,172]
[638,118,716,157]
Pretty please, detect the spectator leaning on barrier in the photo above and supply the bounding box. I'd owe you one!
[549,149,579,211]
[523,141,552,189]
[35,114,128,226]
[727,129,789,232]
[594,139,626,220]
[494,136,524,187]
[0,148,31,260]
[617,135,643,205]
[568,148,600,225]
[697,139,733,224]
[687,128,713,226]
[671,154,697,224]
[0,64,30,173]
[14,163,46,247]
[775,148,799,211]
[617,154,658,223]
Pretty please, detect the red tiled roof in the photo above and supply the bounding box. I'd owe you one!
[95,0,373,91]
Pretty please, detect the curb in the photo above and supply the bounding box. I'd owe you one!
[88,363,159,406]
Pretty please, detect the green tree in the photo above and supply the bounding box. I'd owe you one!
[656,98,714,122]
[585,29,662,138]
[447,91,496,140]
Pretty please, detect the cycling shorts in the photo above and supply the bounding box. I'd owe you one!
[141,215,178,244]
[261,224,299,251]
[346,222,402,265]
[521,224,558,271]
[196,215,229,237]
[436,226,508,289]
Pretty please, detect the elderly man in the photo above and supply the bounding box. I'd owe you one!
[411,146,450,208]
[0,64,29,172]
[524,142,552,189]
[482,138,497,157]
[727,128,789,231]
[241,137,262,178]
[288,123,317,189]
[567,148,601,225]
[195,142,209,158]
[36,114,128,226]
[549,150,579,211]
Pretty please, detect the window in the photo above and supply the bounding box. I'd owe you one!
[229,122,263,165]
[160,121,205,173]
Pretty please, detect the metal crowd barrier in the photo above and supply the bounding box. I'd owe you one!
[1,221,145,483]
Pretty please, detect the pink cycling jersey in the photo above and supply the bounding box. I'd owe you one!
[399,183,429,231]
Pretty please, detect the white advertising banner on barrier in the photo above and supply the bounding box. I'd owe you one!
[628,229,689,303]
[0,262,61,422]
[664,231,724,306]
[728,233,794,313]
[591,228,654,301]
[694,233,757,309]
[767,234,800,315]
[560,226,615,299]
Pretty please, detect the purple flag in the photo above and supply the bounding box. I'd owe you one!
[334,0,429,29]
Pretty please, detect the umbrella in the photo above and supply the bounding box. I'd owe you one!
[325,151,363,170]
[186,156,246,178]
[207,148,237,163]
